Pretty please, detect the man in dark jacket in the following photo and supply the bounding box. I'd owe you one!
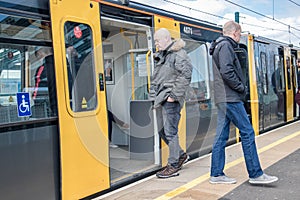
[209,20,278,185]
[150,28,192,178]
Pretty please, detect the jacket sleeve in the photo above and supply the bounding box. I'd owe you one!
[148,67,157,101]
[218,43,245,93]
[169,52,193,100]
[149,83,156,101]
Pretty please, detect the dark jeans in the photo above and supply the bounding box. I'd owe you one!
[156,101,184,167]
[211,102,263,178]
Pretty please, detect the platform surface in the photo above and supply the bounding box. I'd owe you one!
[95,121,300,200]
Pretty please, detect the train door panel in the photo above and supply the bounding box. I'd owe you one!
[284,47,294,121]
[269,52,283,126]
[256,43,272,130]
[254,42,264,131]
[296,50,300,117]
[184,39,213,155]
[291,50,299,118]
[272,49,286,122]
[49,1,109,199]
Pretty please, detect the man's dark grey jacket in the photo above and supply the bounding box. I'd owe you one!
[209,36,246,104]
[149,39,193,108]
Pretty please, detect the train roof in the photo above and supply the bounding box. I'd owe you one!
[102,0,222,31]
[0,0,49,19]
[0,0,222,32]
[244,33,300,49]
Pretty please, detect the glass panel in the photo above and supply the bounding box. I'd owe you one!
[0,44,57,123]
[297,59,300,89]
[184,40,210,101]
[0,14,51,42]
[0,14,56,124]
[0,47,22,107]
[64,22,97,112]
[31,46,57,117]
[272,55,284,93]
[183,38,211,155]
[126,51,150,101]
[286,56,292,90]
[261,52,268,94]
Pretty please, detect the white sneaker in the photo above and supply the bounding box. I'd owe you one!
[209,175,237,184]
[109,143,118,148]
[249,173,278,184]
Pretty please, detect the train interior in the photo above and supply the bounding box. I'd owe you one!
[101,17,160,184]
[100,17,227,184]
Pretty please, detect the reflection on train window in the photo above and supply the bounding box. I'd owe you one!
[291,54,297,89]
[286,56,292,90]
[0,15,57,124]
[185,41,209,101]
[0,45,57,124]
[64,22,97,112]
[272,55,285,93]
[0,14,51,42]
[260,52,268,94]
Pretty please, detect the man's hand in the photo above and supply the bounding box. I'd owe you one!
[167,96,175,102]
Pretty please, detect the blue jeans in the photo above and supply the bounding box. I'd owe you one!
[211,102,263,178]
[156,101,184,167]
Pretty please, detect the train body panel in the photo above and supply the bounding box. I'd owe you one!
[0,123,59,200]
[0,0,299,199]
[240,34,300,132]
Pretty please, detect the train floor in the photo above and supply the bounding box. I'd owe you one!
[95,120,300,200]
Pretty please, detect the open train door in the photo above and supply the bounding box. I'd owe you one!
[284,47,294,121]
[49,0,109,199]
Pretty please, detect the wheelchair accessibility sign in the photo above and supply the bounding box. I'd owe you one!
[17,92,31,117]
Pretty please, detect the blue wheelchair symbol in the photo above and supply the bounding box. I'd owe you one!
[17,92,31,117]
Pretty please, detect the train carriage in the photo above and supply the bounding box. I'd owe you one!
[0,0,299,199]
[239,34,300,134]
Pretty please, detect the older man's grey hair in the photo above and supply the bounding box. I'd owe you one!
[223,21,241,36]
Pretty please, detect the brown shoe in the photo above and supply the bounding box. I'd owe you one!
[156,165,180,178]
[177,153,189,169]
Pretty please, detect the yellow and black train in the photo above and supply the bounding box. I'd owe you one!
[0,0,299,199]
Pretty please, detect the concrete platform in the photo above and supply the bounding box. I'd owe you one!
[95,120,300,200]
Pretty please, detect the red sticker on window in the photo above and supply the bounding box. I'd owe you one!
[74,26,82,39]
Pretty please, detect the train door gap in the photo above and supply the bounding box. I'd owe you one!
[101,17,160,184]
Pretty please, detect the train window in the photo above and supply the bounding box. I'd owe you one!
[260,52,268,94]
[0,14,51,42]
[0,47,22,113]
[64,21,97,112]
[272,55,284,93]
[286,56,292,90]
[0,45,57,124]
[0,14,55,122]
[0,15,57,124]
[185,40,210,101]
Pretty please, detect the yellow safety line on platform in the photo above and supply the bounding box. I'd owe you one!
[155,130,300,200]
